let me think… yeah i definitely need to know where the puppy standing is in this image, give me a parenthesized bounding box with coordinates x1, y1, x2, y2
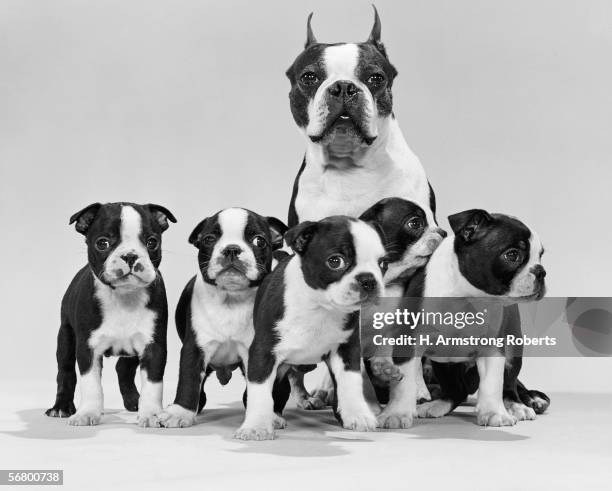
(234, 216, 387, 440)
(45, 202, 176, 426)
(379, 209, 547, 428)
(158, 208, 286, 428)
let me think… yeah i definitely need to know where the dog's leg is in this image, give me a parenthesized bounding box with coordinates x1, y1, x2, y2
(68, 348, 103, 426)
(517, 379, 550, 415)
(417, 361, 466, 418)
(115, 357, 140, 412)
(376, 357, 418, 429)
(46, 321, 77, 418)
(502, 356, 536, 421)
(326, 332, 377, 432)
(415, 359, 432, 402)
(137, 341, 166, 428)
(158, 341, 204, 428)
(234, 346, 280, 440)
(476, 356, 517, 427)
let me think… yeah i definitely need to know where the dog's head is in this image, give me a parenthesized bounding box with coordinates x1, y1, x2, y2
(286, 7, 397, 157)
(286, 216, 387, 312)
(361, 197, 447, 283)
(448, 209, 547, 300)
(189, 208, 287, 292)
(70, 202, 176, 291)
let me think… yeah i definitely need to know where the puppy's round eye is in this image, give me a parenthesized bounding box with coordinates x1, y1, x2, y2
(300, 71, 319, 85)
(504, 248, 521, 263)
(95, 237, 110, 251)
(252, 235, 267, 248)
(406, 217, 424, 230)
(379, 259, 388, 272)
(367, 73, 385, 86)
(326, 254, 347, 271)
(202, 235, 217, 245)
(146, 236, 159, 250)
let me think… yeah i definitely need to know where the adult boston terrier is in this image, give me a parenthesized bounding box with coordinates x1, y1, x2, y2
(45, 202, 176, 427)
(284, 6, 438, 408)
(378, 209, 548, 428)
(234, 216, 387, 440)
(158, 208, 286, 428)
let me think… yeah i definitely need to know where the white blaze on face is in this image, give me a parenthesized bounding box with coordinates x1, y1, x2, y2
(326, 220, 386, 309)
(207, 208, 259, 281)
(104, 205, 156, 287)
(306, 43, 377, 139)
(508, 227, 545, 298)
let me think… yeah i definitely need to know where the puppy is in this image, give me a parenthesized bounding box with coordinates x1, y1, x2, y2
(379, 209, 547, 428)
(45, 202, 176, 426)
(158, 208, 286, 428)
(234, 216, 387, 440)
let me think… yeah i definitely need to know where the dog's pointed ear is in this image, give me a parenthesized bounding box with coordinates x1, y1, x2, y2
(448, 209, 493, 243)
(305, 12, 317, 48)
(285, 221, 318, 255)
(359, 199, 385, 226)
(266, 217, 288, 250)
(145, 204, 177, 232)
(368, 5, 382, 44)
(69, 203, 102, 235)
(188, 217, 211, 249)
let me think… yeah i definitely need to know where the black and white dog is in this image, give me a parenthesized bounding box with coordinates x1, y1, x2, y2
(234, 216, 387, 440)
(379, 209, 548, 428)
(285, 7, 438, 408)
(45, 202, 176, 427)
(158, 208, 286, 428)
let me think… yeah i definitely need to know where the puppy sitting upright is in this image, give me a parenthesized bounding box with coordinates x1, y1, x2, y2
(158, 208, 286, 428)
(380, 209, 547, 428)
(234, 216, 387, 441)
(45, 202, 176, 426)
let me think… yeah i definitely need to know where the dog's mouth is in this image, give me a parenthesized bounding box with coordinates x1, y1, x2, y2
(108, 272, 150, 289)
(310, 111, 376, 146)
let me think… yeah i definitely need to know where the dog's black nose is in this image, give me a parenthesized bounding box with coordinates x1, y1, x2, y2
(121, 253, 138, 268)
(356, 273, 378, 292)
(328, 80, 360, 99)
(222, 245, 242, 259)
(531, 264, 547, 281)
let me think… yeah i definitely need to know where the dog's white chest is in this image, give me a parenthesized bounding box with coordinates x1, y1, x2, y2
(90, 285, 156, 357)
(190, 279, 255, 367)
(274, 307, 351, 365)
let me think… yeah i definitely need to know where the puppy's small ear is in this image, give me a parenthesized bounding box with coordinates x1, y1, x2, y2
(448, 209, 493, 243)
(285, 221, 317, 255)
(145, 204, 177, 232)
(266, 217, 288, 250)
(305, 12, 317, 48)
(359, 199, 385, 225)
(188, 218, 211, 249)
(69, 203, 102, 235)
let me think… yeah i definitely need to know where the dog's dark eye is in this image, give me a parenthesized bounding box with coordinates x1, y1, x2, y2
(146, 236, 159, 251)
(378, 258, 389, 273)
(503, 248, 521, 263)
(300, 71, 319, 85)
(406, 217, 424, 230)
(326, 254, 347, 271)
(95, 237, 111, 252)
(202, 234, 217, 245)
(367, 73, 385, 86)
(251, 235, 267, 248)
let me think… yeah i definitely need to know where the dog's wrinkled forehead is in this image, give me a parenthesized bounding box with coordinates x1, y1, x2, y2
(209, 208, 271, 241)
(307, 216, 357, 259)
(481, 214, 532, 253)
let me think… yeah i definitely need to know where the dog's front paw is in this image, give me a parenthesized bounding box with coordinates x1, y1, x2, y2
(504, 401, 536, 421)
(522, 390, 550, 415)
(158, 404, 196, 428)
(296, 395, 327, 410)
(369, 357, 403, 382)
(301, 389, 333, 410)
(137, 409, 162, 428)
(45, 401, 76, 418)
(68, 409, 102, 426)
(340, 409, 377, 432)
(477, 408, 517, 427)
(272, 414, 287, 430)
(417, 399, 453, 418)
(233, 424, 276, 441)
(376, 410, 414, 429)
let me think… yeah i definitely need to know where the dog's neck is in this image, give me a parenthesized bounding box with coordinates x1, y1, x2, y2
(423, 238, 488, 298)
(304, 116, 413, 172)
(198, 274, 257, 306)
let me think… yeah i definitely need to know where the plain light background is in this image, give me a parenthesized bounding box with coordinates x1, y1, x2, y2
(1, 0, 611, 400)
